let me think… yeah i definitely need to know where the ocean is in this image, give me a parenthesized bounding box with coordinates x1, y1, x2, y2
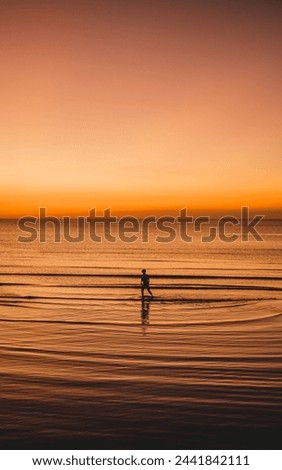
(0, 217, 281, 449)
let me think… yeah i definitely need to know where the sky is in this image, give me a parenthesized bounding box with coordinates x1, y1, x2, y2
(1, 0, 281, 217)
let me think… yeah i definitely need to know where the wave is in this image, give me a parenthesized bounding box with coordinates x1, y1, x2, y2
(1, 272, 282, 281)
(1, 344, 282, 365)
(0, 311, 281, 327)
(0, 295, 274, 303)
(1, 282, 282, 292)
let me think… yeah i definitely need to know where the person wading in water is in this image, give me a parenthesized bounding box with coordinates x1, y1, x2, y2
(141, 269, 153, 298)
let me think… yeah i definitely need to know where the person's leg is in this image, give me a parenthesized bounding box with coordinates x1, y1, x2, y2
(141, 287, 145, 297)
(147, 288, 153, 297)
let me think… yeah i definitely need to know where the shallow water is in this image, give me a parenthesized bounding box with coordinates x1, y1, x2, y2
(0, 219, 281, 449)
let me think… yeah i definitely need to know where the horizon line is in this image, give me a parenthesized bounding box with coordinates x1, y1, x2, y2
(0, 207, 281, 220)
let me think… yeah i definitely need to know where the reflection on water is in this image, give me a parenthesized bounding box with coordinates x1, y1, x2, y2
(141, 297, 151, 335)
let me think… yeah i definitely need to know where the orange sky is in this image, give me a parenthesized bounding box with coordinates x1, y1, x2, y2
(1, 0, 281, 217)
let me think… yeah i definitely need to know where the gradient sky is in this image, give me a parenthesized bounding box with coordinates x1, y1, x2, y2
(1, 0, 281, 216)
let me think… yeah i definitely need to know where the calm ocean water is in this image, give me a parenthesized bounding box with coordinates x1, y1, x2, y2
(0, 218, 281, 449)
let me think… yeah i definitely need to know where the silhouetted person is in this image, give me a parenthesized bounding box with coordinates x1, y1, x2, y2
(141, 269, 153, 298)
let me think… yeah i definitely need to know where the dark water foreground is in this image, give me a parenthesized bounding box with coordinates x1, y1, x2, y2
(0, 295, 281, 450)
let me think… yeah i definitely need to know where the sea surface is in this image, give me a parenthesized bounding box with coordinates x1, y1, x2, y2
(0, 218, 281, 449)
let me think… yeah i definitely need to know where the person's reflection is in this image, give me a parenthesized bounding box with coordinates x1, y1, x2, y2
(141, 297, 151, 335)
